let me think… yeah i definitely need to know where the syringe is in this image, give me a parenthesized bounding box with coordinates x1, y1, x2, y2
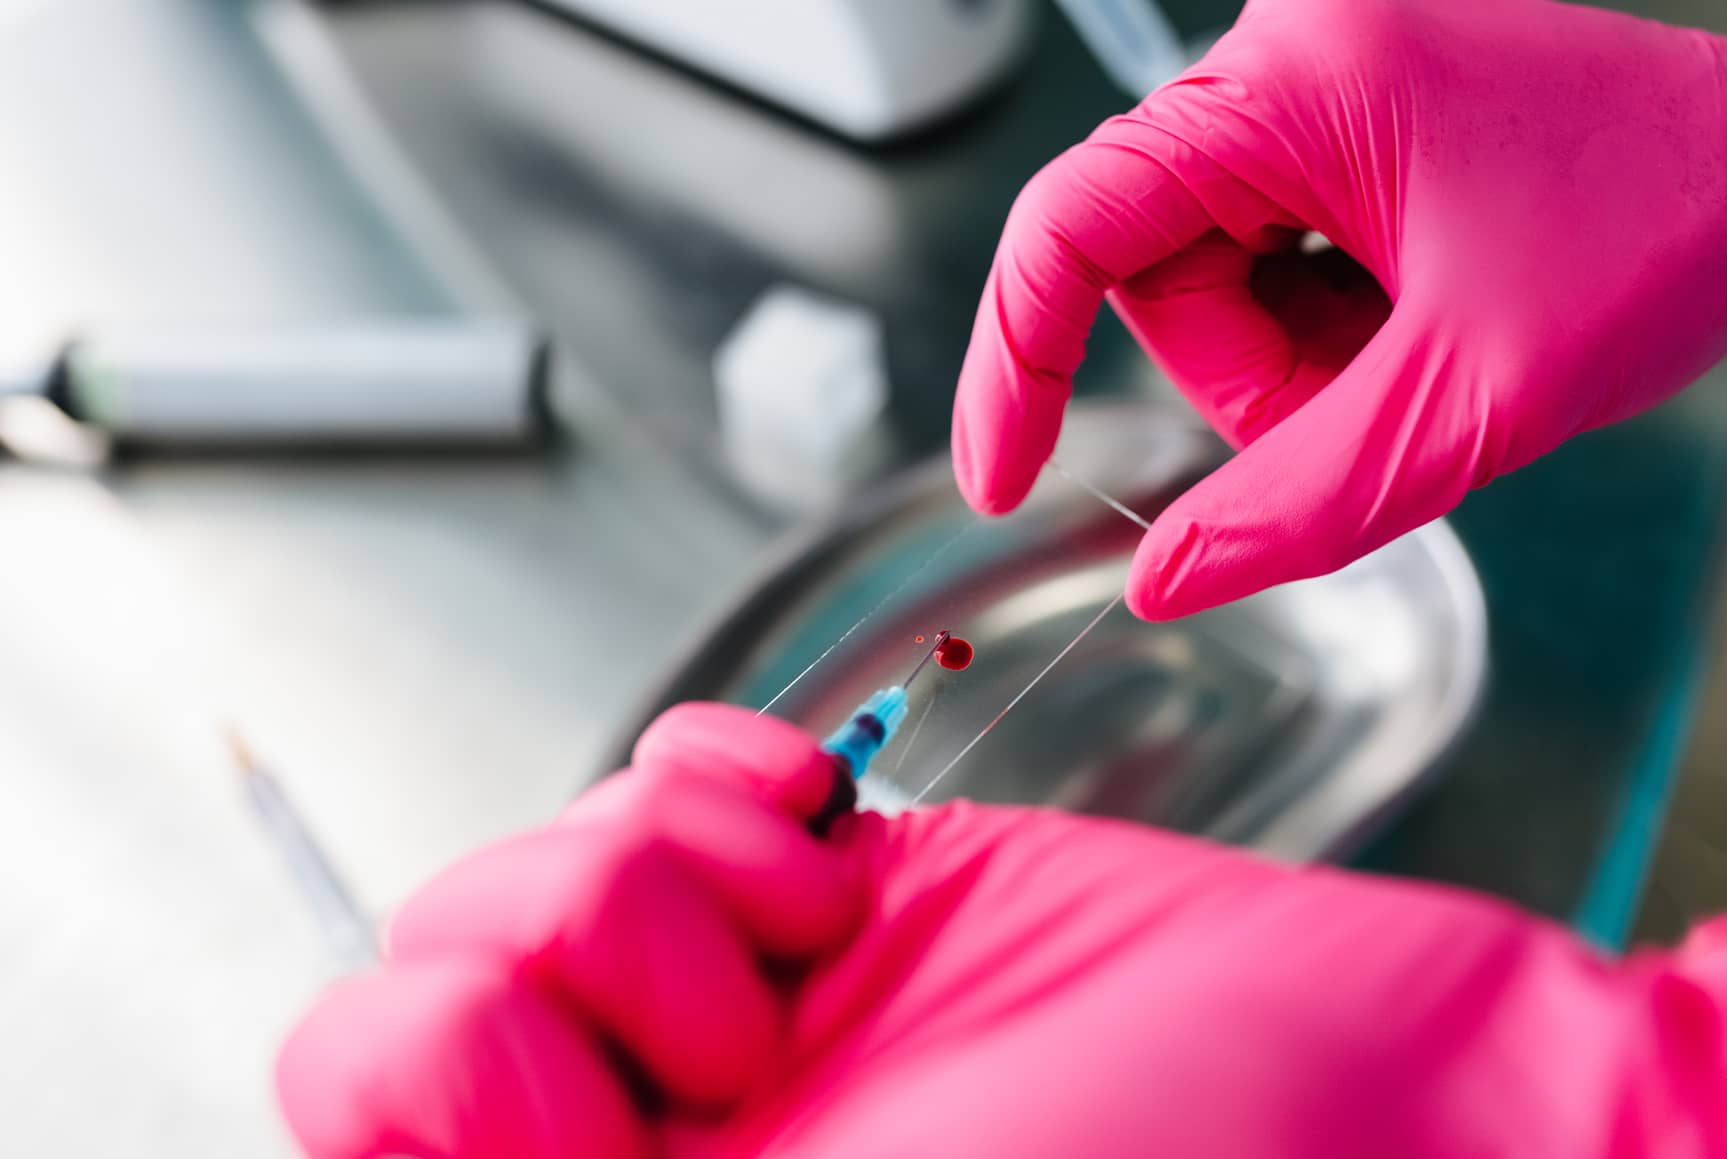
(810, 630, 949, 832)
(225, 730, 377, 972)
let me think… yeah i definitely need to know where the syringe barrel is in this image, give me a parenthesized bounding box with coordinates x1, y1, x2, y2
(821, 686, 910, 779)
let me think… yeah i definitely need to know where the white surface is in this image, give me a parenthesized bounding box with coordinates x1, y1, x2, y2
(715, 285, 888, 508)
(715, 286, 886, 461)
(0, 436, 767, 1153)
(0, 0, 459, 377)
(543, 0, 1035, 140)
(0, 473, 316, 1157)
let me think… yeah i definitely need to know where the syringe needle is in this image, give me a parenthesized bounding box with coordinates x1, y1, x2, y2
(811, 629, 958, 833)
(900, 630, 950, 691)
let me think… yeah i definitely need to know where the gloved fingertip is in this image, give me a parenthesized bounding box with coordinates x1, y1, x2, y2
(276, 977, 368, 1159)
(958, 477, 1029, 519)
(951, 314, 1067, 519)
(277, 961, 642, 1159)
(633, 702, 833, 819)
(628, 765, 867, 958)
(952, 462, 999, 517)
(951, 396, 1028, 517)
(1126, 513, 1218, 622)
(380, 827, 793, 1110)
(953, 421, 1052, 519)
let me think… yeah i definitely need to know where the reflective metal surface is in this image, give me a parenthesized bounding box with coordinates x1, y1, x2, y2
(332, 0, 1727, 935)
(614, 402, 1487, 860)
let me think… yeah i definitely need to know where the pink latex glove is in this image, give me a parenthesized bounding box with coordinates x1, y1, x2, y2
(280, 703, 1727, 1157)
(955, 0, 1727, 619)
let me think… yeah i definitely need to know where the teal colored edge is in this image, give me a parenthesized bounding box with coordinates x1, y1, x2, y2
(1571, 418, 1727, 952)
(1571, 641, 1709, 951)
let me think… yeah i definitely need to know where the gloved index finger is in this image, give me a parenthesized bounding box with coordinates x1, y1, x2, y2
(953, 111, 1219, 515)
(631, 701, 837, 821)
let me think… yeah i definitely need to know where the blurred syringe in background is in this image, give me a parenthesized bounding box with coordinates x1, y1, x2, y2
(225, 730, 378, 974)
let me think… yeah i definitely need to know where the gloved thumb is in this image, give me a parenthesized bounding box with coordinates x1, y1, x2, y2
(1127, 307, 1489, 620)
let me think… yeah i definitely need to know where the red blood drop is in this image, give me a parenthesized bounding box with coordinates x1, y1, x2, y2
(935, 636, 973, 670)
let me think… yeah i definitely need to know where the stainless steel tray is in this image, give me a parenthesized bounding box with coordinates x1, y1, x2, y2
(609, 402, 1487, 860)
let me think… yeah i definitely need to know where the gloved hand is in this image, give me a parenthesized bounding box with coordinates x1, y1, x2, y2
(280, 703, 1727, 1158)
(955, 0, 1727, 619)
